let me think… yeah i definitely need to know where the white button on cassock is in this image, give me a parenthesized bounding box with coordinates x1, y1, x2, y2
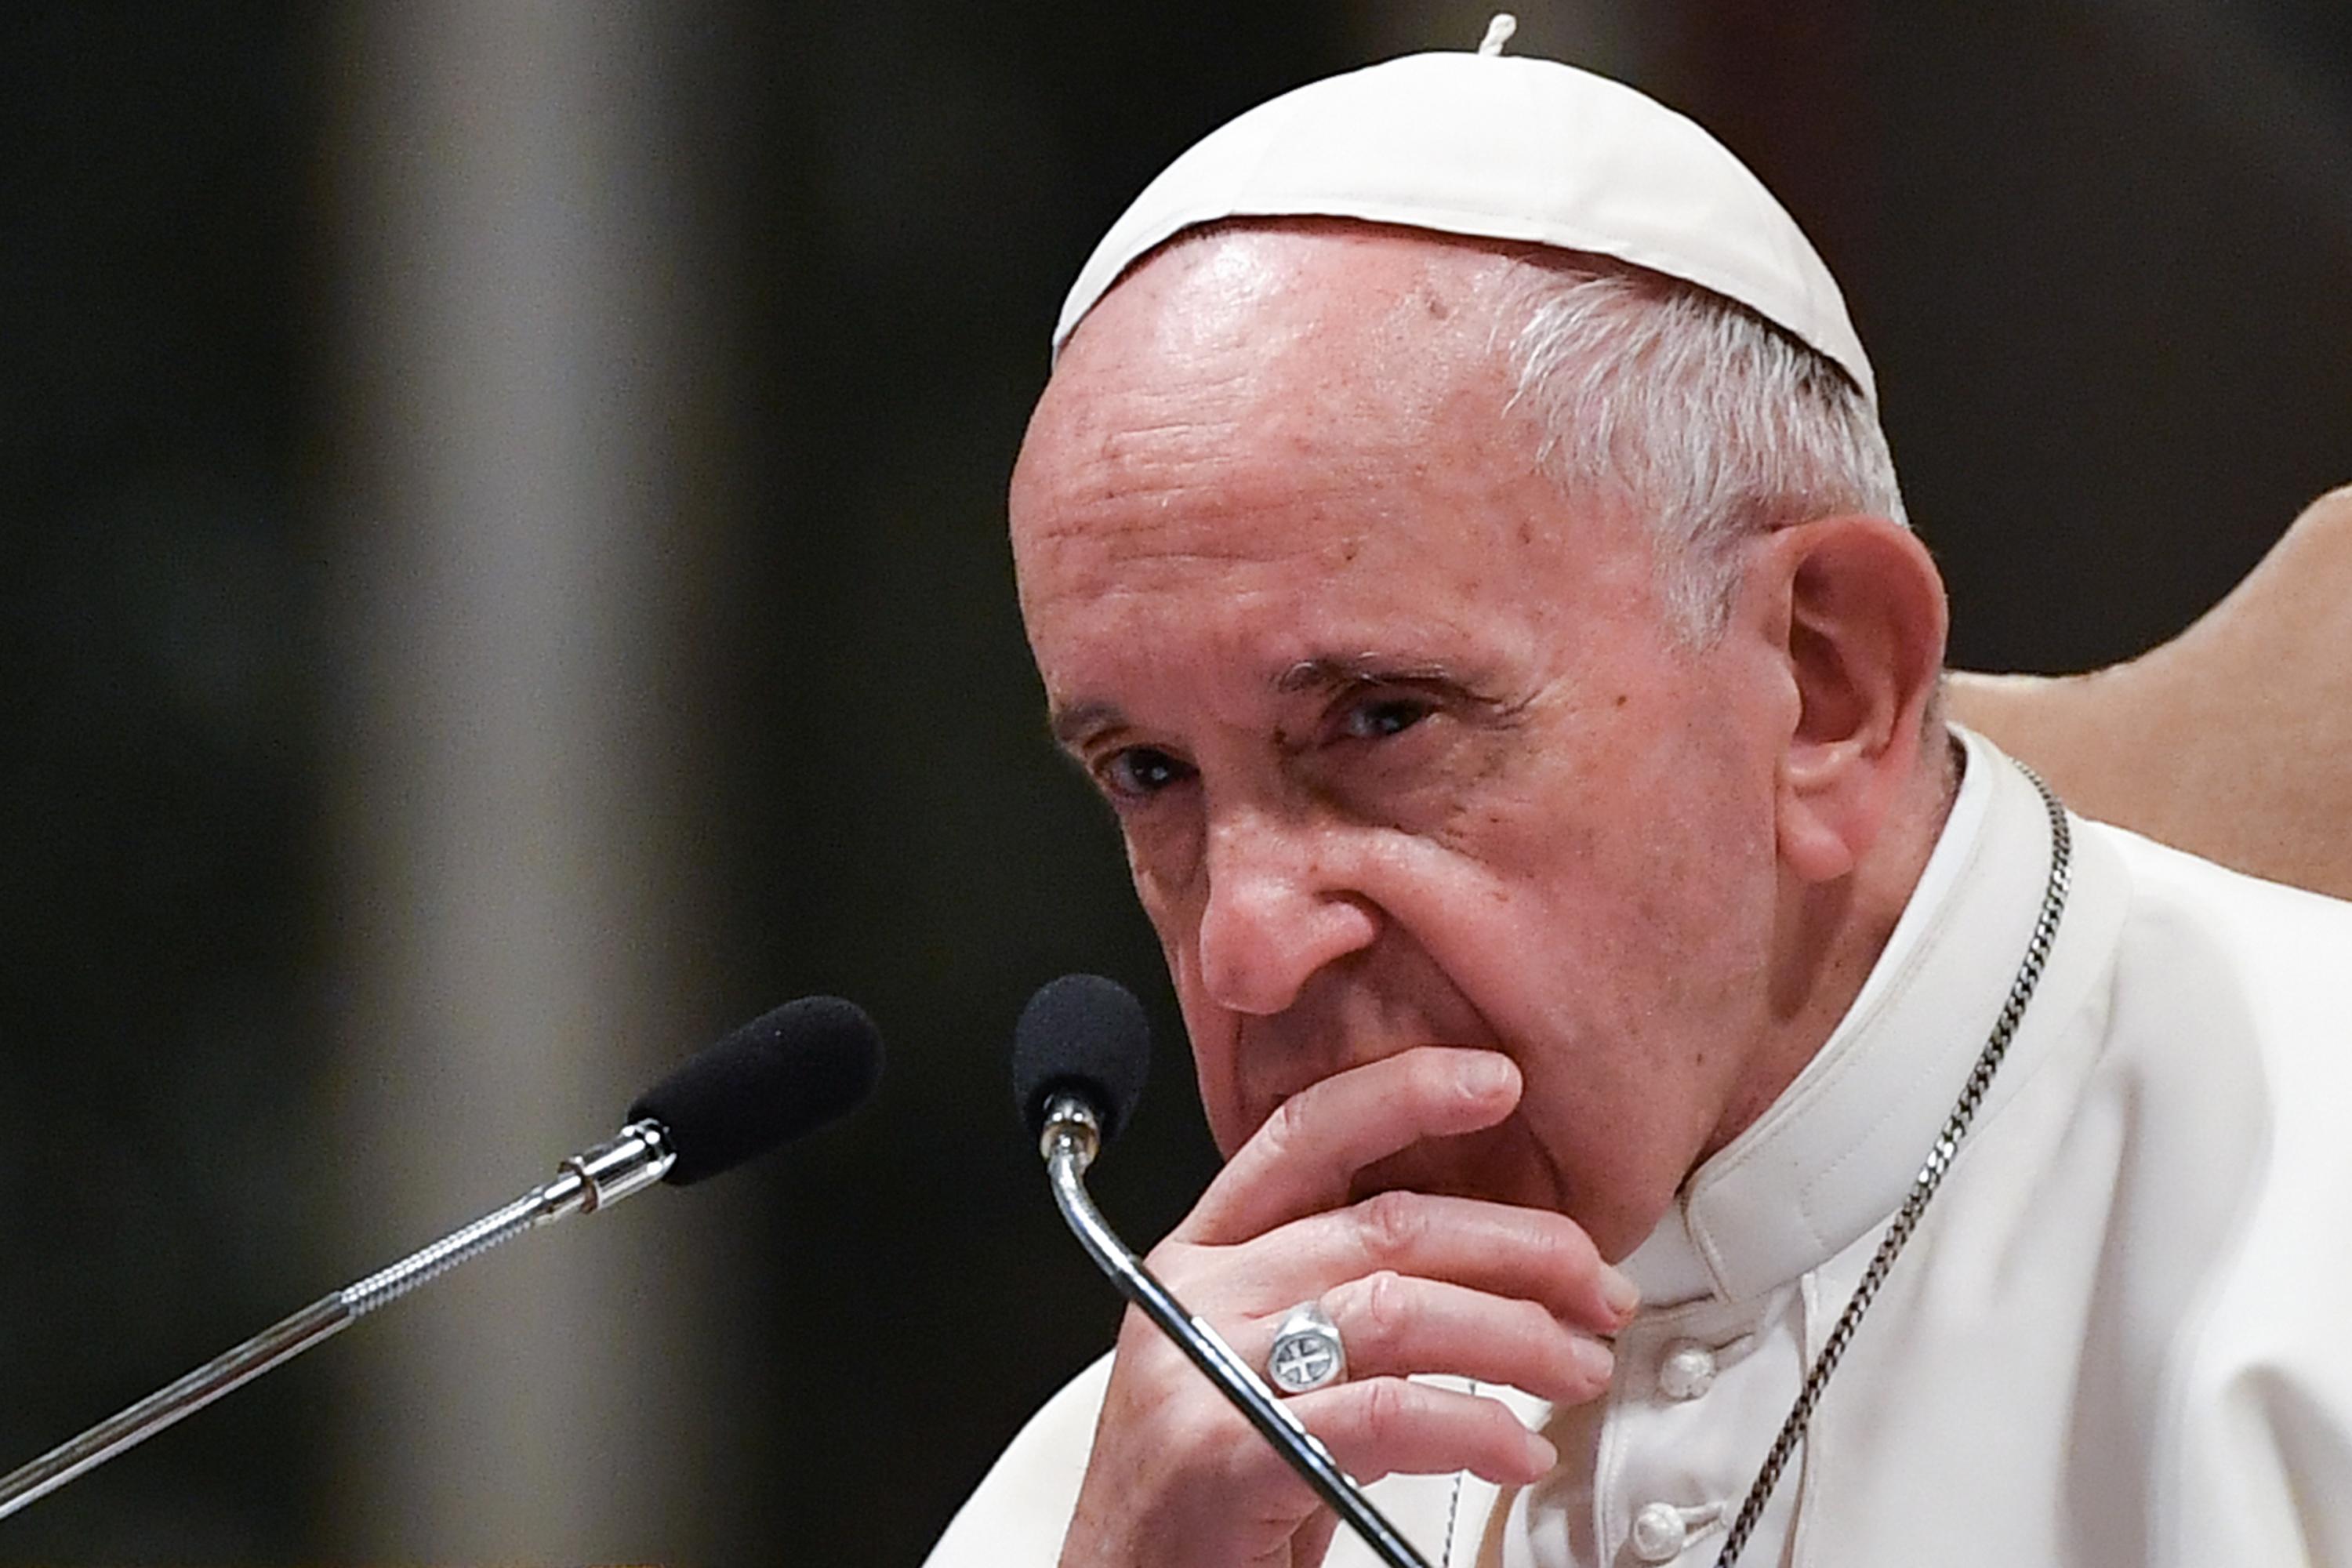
(1657, 1338, 1718, 1401)
(1631, 1501, 1690, 1562)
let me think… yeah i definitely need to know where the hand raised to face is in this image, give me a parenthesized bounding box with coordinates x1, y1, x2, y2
(1057, 1047, 1635, 1568)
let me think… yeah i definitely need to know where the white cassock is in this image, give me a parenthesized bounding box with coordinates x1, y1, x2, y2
(926, 726, 2352, 1567)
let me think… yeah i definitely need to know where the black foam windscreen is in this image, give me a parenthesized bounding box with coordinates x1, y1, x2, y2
(628, 996, 884, 1185)
(1012, 974, 1151, 1143)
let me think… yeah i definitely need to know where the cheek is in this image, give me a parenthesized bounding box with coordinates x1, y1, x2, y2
(1404, 724, 1777, 1040)
(1575, 742, 1778, 983)
(1120, 804, 1206, 905)
(1118, 822, 1260, 1152)
(1122, 816, 1206, 1000)
(1174, 990, 1257, 1156)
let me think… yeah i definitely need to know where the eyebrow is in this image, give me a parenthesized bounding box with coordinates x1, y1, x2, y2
(1274, 655, 1477, 695)
(1047, 655, 1490, 752)
(1048, 700, 1125, 751)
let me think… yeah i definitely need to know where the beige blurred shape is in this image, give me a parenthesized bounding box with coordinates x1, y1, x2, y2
(1948, 485, 2352, 901)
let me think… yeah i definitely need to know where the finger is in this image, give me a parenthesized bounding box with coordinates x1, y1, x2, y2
(1181, 1047, 1523, 1243)
(1205, 1189, 1635, 1333)
(1287, 1378, 1559, 1490)
(1286, 1271, 1615, 1408)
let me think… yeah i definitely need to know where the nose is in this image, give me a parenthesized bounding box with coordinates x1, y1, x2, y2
(1194, 806, 1380, 1015)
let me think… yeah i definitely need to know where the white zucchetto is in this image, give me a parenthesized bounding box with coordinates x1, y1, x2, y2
(1052, 35, 1875, 408)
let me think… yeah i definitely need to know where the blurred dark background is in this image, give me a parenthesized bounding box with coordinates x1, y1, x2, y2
(2, 1, 2344, 1561)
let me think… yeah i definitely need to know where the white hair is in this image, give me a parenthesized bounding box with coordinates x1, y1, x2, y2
(1496, 256, 1907, 639)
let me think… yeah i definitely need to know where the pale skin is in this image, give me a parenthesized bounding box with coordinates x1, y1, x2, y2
(1010, 223, 1955, 1568)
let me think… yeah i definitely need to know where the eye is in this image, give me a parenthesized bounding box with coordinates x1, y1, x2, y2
(1336, 694, 1435, 741)
(1098, 745, 1195, 800)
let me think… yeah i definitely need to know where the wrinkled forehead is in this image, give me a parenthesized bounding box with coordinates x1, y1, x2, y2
(1007, 227, 1653, 684)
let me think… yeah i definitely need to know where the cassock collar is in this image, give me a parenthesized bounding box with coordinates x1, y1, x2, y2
(1621, 726, 2059, 1306)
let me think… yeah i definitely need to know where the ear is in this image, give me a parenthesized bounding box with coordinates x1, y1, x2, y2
(1751, 516, 1948, 883)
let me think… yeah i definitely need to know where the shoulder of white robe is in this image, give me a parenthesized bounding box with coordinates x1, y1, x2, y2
(923, 1353, 1114, 1567)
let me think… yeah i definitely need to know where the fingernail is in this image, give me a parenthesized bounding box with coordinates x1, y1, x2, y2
(1523, 1429, 1559, 1474)
(1460, 1054, 1515, 1097)
(1573, 1335, 1617, 1385)
(1599, 1265, 1640, 1320)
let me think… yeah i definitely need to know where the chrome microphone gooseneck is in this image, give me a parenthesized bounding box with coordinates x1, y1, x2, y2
(1040, 1094, 1435, 1568)
(0, 1122, 677, 1523)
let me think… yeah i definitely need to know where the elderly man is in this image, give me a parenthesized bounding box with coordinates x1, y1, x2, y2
(928, 31, 2352, 1568)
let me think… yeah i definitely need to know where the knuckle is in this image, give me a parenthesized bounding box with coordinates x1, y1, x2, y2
(1471, 1397, 1526, 1457)
(1349, 1269, 1410, 1353)
(1138, 1240, 1208, 1297)
(1258, 1094, 1308, 1159)
(1356, 1188, 1425, 1260)
(1501, 1294, 1555, 1345)
(1515, 1207, 1592, 1265)
(1358, 1376, 1414, 1444)
(1522, 1214, 1606, 1306)
(1552, 1219, 1602, 1276)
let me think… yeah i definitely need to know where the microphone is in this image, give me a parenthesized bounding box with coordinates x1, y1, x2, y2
(1015, 975, 1433, 1568)
(0, 995, 884, 1523)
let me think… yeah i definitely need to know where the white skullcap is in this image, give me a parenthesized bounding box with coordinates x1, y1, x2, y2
(1053, 36, 1875, 408)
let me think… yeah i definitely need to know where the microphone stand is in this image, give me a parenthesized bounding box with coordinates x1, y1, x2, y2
(1039, 1094, 1435, 1568)
(0, 1122, 674, 1521)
